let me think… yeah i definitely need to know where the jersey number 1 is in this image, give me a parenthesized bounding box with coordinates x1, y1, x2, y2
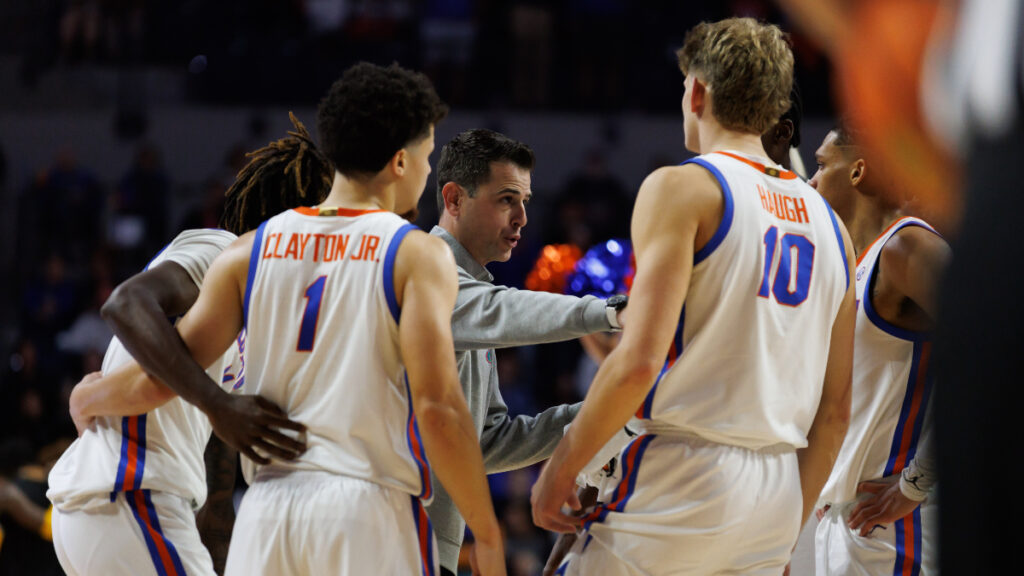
(297, 276, 327, 352)
(758, 226, 814, 306)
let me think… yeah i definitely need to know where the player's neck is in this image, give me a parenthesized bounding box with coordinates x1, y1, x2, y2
(850, 202, 903, 256)
(699, 126, 769, 161)
(320, 170, 395, 212)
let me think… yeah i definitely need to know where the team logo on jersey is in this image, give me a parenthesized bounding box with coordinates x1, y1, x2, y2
(485, 350, 494, 364)
(222, 331, 247, 390)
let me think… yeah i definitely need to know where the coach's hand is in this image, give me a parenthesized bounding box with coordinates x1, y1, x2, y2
(206, 394, 306, 465)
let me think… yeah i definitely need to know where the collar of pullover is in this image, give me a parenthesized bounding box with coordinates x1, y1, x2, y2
(430, 225, 494, 283)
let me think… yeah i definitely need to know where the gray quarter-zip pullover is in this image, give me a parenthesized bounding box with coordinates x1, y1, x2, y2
(426, 226, 613, 572)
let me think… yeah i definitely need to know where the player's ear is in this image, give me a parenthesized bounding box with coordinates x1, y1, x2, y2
(691, 77, 707, 116)
(390, 149, 408, 177)
(776, 119, 794, 145)
(441, 181, 464, 216)
(849, 158, 867, 188)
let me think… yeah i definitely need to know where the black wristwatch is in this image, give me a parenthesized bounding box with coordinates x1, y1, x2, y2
(605, 294, 628, 330)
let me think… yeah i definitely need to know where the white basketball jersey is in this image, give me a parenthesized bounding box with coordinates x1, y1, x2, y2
(241, 207, 432, 500)
(819, 217, 939, 505)
(635, 151, 849, 449)
(48, 229, 243, 512)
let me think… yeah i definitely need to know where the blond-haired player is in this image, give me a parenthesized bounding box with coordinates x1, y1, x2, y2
(533, 18, 855, 575)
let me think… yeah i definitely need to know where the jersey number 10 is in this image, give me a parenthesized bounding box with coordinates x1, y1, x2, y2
(758, 226, 815, 307)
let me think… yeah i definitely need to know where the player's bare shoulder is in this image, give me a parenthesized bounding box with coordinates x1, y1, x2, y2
(880, 224, 948, 272)
(205, 228, 264, 300)
(216, 229, 262, 270)
(877, 223, 949, 317)
(634, 163, 725, 244)
(399, 229, 455, 268)
(392, 229, 458, 302)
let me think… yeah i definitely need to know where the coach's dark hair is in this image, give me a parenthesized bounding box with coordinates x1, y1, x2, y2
(435, 129, 535, 213)
(220, 112, 332, 235)
(318, 62, 448, 178)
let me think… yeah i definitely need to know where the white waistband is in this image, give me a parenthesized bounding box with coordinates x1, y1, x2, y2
(634, 423, 797, 455)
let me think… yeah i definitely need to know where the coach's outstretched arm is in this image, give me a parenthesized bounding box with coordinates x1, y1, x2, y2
(797, 216, 855, 529)
(396, 231, 506, 576)
(450, 276, 613, 351)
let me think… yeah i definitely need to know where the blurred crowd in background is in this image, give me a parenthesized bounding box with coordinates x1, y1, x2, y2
(0, 1, 839, 574)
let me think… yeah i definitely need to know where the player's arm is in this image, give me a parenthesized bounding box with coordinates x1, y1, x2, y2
(195, 435, 237, 574)
(478, 379, 580, 473)
(879, 225, 951, 320)
(796, 217, 855, 529)
(69, 260, 207, 429)
(101, 259, 201, 391)
(169, 234, 306, 464)
(68, 366, 174, 434)
(847, 401, 936, 535)
(532, 165, 714, 533)
(395, 231, 505, 576)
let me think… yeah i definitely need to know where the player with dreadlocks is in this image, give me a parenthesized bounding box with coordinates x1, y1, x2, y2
(46, 113, 331, 576)
(220, 112, 333, 235)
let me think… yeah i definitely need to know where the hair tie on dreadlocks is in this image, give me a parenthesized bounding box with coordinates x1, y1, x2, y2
(220, 112, 334, 235)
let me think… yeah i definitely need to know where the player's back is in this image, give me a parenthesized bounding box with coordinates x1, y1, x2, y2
(242, 207, 431, 499)
(819, 217, 938, 505)
(48, 229, 242, 512)
(638, 151, 849, 449)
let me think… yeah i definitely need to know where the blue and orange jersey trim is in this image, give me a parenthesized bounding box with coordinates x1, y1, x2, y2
(861, 219, 940, 341)
(636, 307, 685, 419)
(856, 219, 909, 267)
(125, 490, 187, 576)
(111, 414, 147, 498)
(884, 341, 933, 477)
(892, 506, 924, 576)
(293, 206, 386, 217)
(713, 151, 799, 180)
(410, 496, 437, 576)
(403, 374, 433, 501)
(682, 158, 735, 265)
(880, 340, 932, 576)
(243, 220, 268, 331)
(582, 434, 656, 530)
(383, 224, 417, 323)
(819, 194, 850, 289)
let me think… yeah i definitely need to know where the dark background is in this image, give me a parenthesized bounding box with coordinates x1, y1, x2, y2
(0, 2, 837, 574)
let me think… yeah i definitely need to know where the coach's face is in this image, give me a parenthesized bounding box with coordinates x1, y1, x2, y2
(459, 161, 532, 266)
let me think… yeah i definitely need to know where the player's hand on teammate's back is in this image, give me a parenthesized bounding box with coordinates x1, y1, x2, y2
(206, 394, 307, 465)
(848, 474, 920, 536)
